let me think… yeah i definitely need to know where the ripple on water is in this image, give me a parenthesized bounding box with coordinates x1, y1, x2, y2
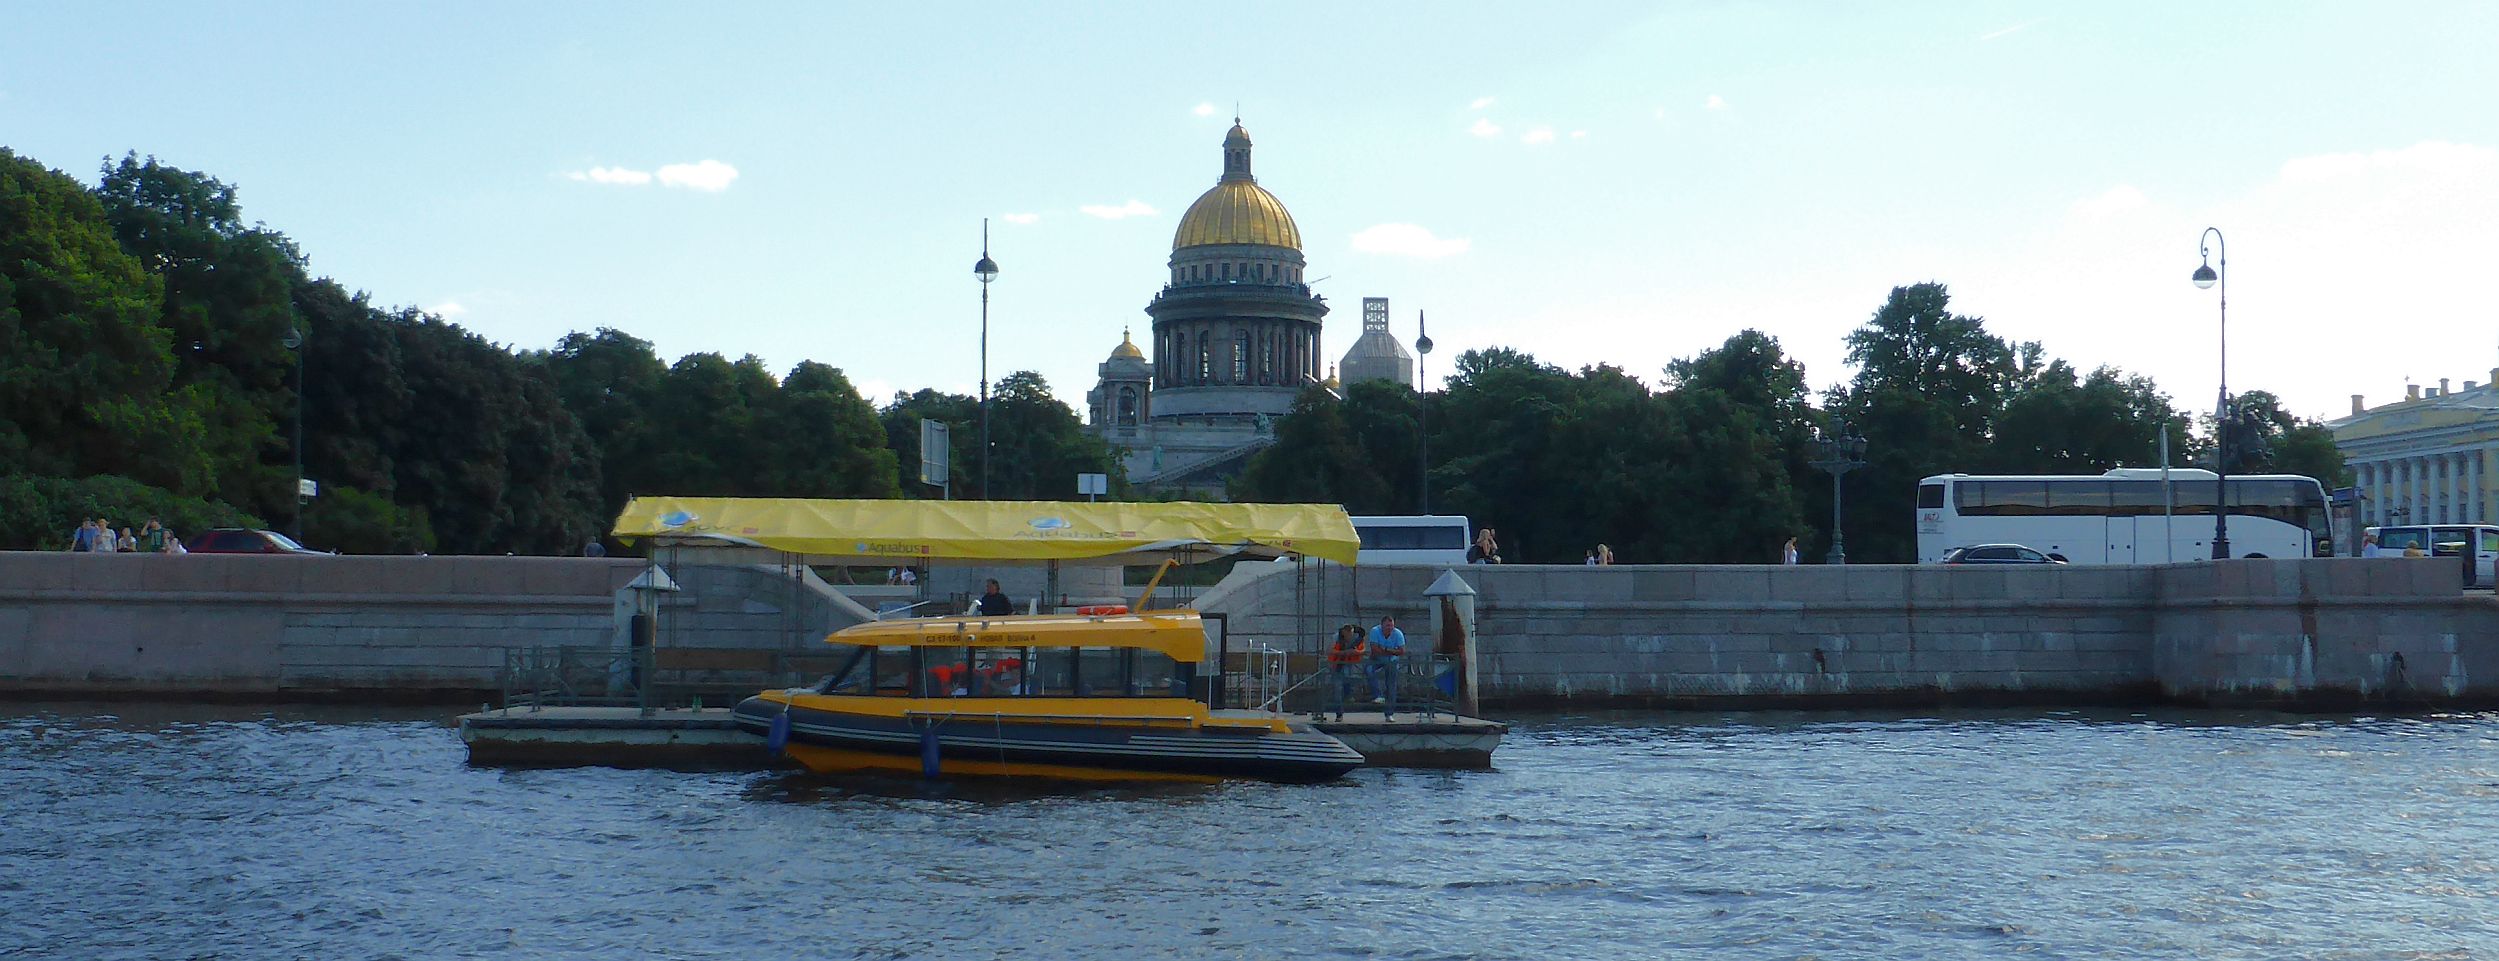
(2, 705, 2497, 959)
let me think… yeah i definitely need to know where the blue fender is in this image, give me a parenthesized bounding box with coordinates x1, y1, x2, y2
(766, 711, 792, 755)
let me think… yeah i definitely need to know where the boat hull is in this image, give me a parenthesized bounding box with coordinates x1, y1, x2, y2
(734, 696, 1364, 784)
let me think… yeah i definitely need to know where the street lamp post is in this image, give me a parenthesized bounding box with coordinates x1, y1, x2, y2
(282, 324, 306, 541)
(974, 220, 998, 500)
(1810, 426, 1868, 564)
(2192, 227, 2230, 560)
(1415, 310, 1433, 515)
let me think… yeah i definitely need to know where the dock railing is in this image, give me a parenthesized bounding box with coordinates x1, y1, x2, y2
(1268, 650, 1457, 719)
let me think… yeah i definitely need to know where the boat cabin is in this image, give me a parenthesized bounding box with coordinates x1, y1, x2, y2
(806, 610, 1206, 701)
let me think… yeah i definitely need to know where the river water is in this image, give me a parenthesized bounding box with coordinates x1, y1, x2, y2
(2, 704, 2493, 960)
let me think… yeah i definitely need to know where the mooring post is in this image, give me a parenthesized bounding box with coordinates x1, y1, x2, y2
(1424, 569, 1480, 718)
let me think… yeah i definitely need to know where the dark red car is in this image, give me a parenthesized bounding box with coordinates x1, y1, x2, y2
(186, 528, 327, 555)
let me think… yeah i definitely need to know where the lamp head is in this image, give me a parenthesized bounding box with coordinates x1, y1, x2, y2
(281, 327, 303, 350)
(974, 255, 999, 284)
(2191, 260, 2218, 290)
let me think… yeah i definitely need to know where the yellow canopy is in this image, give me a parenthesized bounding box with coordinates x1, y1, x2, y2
(612, 497, 1359, 566)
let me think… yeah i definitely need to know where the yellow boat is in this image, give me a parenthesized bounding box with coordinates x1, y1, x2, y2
(734, 607, 1365, 784)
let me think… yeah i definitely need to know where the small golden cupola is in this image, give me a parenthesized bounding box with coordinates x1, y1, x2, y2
(1172, 119, 1302, 251)
(1109, 327, 1146, 361)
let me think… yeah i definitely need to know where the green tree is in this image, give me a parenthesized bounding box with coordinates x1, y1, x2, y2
(537, 328, 668, 513)
(95, 153, 307, 520)
(982, 371, 1124, 500)
(880, 389, 979, 498)
(2222, 390, 2348, 486)
(0, 148, 212, 493)
(1828, 283, 2020, 562)
(1992, 363, 2189, 475)
(1233, 386, 1396, 510)
(764, 360, 900, 498)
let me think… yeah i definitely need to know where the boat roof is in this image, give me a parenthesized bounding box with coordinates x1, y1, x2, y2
(612, 497, 1359, 566)
(826, 610, 1208, 663)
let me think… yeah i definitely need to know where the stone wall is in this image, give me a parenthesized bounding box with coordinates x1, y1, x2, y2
(0, 552, 644, 698)
(1197, 557, 2499, 710)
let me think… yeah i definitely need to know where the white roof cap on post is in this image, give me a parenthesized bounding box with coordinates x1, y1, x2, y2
(1424, 569, 1477, 597)
(625, 566, 681, 593)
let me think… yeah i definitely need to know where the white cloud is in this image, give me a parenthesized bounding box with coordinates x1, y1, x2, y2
(1350, 223, 1472, 259)
(1978, 20, 2037, 42)
(1468, 118, 1503, 138)
(567, 166, 653, 186)
(1704, 94, 1728, 111)
(1522, 127, 1556, 145)
(2276, 140, 2498, 185)
(1001, 212, 1040, 225)
(428, 301, 468, 319)
(1079, 199, 1157, 220)
(1653, 106, 1666, 121)
(656, 159, 739, 192)
(1469, 96, 1496, 110)
(1193, 102, 1216, 117)
(1570, 130, 1589, 140)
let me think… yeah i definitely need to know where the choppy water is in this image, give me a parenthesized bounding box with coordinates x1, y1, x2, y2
(2, 703, 2495, 960)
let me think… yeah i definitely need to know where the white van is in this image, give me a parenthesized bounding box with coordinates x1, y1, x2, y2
(2367, 524, 2499, 587)
(1348, 515, 1472, 566)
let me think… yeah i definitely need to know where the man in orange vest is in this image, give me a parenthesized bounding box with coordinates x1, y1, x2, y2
(1321, 624, 1366, 721)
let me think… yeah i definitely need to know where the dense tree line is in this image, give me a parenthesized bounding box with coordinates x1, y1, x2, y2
(1233, 282, 2347, 563)
(2, 148, 2343, 561)
(0, 149, 1116, 553)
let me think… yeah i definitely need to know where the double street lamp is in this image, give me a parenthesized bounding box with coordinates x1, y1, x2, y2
(974, 219, 998, 500)
(2191, 227, 2230, 560)
(1810, 425, 1868, 565)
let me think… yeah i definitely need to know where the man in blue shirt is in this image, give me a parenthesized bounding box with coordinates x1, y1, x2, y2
(1365, 615, 1407, 720)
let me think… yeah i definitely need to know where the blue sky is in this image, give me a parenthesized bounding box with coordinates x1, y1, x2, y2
(7, 2, 2496, 421)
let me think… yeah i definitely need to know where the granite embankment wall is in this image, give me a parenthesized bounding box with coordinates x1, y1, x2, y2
(1195, 558, 2499, 710)
(0, 552, 646, 699)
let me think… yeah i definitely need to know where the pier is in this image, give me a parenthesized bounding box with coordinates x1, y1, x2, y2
(457, 705, 1504, 771)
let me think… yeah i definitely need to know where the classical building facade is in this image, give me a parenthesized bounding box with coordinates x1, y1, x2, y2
(1086, 121, 1330, 495)
(2329, 370, 2499, 526)
(1338, 297, 1414, 389)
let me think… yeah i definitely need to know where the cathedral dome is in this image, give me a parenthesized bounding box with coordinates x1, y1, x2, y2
(1172, 122, 1302, 251)
(1108, 328, 1145, 361)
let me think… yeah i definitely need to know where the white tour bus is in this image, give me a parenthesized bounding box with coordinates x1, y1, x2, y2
(1348, 515, 1473, 566)
(1915, 468, 2332, 564)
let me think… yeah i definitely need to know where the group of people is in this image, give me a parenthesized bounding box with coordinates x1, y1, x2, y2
(1467, 528, 1503, 564)
(2357, 532, 2428, 558)
(66, 518, 184, 554)
(1582, 544, 1615, 565)
(884, 566, 920, 586)
(1320, 614, 1411, 721)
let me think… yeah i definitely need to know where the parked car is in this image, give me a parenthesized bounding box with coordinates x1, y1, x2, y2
(186, 528, 327, 555)
(1939, 543, 2066, 565)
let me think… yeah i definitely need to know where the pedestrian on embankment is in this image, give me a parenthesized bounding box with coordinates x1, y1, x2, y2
(1322, 624, 1366, 722)
(1366, 615, 1407, 721)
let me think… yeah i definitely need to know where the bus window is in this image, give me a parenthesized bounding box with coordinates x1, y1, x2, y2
(2045, 480, 2113, 515)
(1958, 480, 2049, 516)
(1917, 484, 1945, 509)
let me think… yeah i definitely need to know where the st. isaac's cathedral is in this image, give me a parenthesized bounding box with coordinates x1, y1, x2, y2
(1084, 120, 1412, 496)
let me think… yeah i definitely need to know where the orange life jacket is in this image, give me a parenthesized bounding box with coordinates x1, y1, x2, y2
(1326, 640, 1367, 665)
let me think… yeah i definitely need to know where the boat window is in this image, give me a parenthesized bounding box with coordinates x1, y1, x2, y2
(1030, 647, 1078, 696)
(967, 647, 1032, 696)
(1074, 647, 1127, 696)
(1134, 650, 1184, 697)
(924, 647, 976, 697)
(871, 646, 915, 695)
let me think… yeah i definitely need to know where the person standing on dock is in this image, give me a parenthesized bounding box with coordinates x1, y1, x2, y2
(1782, 537, 1800, 565)
(1322, 624, 1367, 721)
(1366, 615, 1407, 720)
(977, 579, 1014, 616)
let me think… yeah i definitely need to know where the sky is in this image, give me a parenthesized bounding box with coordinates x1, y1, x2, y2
(6, 2, 2497, 423)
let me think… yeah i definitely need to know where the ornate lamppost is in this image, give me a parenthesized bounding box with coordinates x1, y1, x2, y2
(1811, 425, 1868, 564)
(282, 324, 307, 540)
(1415, 310, 1433, 514)
(2191, 227, 2229, 559)
(974, 220, 998, 499)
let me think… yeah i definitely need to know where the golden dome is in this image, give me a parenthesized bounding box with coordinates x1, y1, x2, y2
(1172, 121, 1302, 251)
(1110, 327, 1145, 360)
